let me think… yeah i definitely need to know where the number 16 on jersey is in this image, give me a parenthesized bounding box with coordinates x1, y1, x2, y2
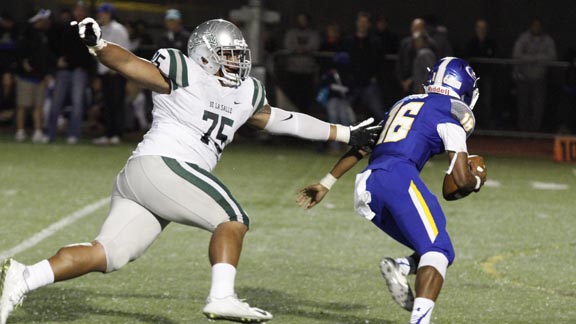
(378, 101, 424, 144)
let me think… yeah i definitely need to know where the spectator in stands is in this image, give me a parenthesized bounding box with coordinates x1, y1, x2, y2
(319, 23, 343, 53)
(317, 52, 356, 154)
(0, 12, 18, 75)
(410, 33, 436, 94)
(157, 9, 189, 54)
(374, 16, 399, 55)
(93, 3, 130, 145)
(126, 20, 154, 131)
(396, 18, 437, 95)
(424, 14, 452, 59)
(0, 71, 15, 124)
(318, 23, 344, 73)
(14, 9, 55, 143)
(47, 1, 96, 144)
(282, 12, 320, 114)
(128, 20, 155, 59)
(466, 19, 497, 128)
(0, 12, 18, 120)
(559, 49, 576, 133)
(512, 18, 556, 132)
(343, 11, 385, 119)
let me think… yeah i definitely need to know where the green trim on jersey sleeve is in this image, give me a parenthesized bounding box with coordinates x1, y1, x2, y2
(251, 79, 267, 114)
(166, 49, 190, 90)
(177, 51, 189, 87)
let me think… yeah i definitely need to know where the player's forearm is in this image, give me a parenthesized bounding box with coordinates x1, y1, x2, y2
(319, 147, 366, 190)
(96, 42, 134, 72)
(330, 156, 358, 179)
(263, 107, 350, 142)
(94, 43, 169, 94)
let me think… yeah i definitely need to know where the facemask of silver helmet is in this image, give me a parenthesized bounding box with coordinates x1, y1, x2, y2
(188, 19, 251, 87)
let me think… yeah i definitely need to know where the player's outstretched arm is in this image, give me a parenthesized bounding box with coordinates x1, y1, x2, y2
(74, 18, 169, 94)
(248, 105, 382, 147)
(297, 147, 369, 209)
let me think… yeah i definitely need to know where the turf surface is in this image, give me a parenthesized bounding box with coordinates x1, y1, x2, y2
(0, 137, 575, 323)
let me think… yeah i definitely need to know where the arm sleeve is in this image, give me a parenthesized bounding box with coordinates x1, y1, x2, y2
(437, 122, 467, 153)
(264, 107, 331, 141)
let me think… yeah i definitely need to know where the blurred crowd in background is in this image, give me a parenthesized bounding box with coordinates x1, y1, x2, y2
(0, 1, 574, 148)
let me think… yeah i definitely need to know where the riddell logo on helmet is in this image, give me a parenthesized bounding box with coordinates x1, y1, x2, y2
(426, 86, 450, 95)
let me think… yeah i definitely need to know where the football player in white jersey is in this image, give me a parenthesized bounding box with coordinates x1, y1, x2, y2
(0, 18, 381, 324)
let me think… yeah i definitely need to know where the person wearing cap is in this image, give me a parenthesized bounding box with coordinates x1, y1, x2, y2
(93, 2, 130, 145)
(47, 1, 96, 144)
(157, 9, 190, 53)
(13, 9, 55, 143)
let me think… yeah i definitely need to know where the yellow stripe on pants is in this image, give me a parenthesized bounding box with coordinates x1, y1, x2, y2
(409, 180, 438, 241)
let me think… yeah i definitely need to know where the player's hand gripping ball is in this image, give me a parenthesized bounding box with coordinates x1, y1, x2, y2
(443, 154, 487, 200)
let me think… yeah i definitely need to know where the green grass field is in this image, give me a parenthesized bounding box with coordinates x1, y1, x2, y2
(1, 137, 575, 324)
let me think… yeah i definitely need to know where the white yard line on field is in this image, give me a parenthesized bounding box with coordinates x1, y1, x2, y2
(483, 179, 501, 188)
(0, 197, 109, 260)
(530, 181, 569, 190)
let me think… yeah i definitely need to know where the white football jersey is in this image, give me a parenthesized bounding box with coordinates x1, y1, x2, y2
(131, 48, 267, 171)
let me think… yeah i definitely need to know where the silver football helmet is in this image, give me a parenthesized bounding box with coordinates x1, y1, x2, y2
(188, 19, 251, 87)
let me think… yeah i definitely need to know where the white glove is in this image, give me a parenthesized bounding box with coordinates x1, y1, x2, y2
(71, 18, 107, 56)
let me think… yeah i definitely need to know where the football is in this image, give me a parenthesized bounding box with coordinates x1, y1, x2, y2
(443, 155, 486, 201)
(468, 155, 486, 174)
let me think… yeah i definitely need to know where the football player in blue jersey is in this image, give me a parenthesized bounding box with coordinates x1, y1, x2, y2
(297, 57, 487, 324)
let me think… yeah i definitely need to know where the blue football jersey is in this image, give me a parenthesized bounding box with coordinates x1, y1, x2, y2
(370, 93, 475, 171)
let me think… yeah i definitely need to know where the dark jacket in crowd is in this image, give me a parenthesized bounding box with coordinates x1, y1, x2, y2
(342, 34, 384, 87)
(396, 34, 438, 82)
(466, 35, 497, 77)
(50, 21, 96, 72)
(15, 23, 56, 80)
(157, 29, 190, 53)
(0, 20, 19, 73)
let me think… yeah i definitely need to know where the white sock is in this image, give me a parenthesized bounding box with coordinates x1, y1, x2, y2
(395, 257, 411, 276)
(24, 260, 55, 291)
(410, 297, 435, 324)
(209, 263, 236, 299)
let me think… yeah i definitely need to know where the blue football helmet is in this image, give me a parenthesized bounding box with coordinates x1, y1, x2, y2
(424, 57, 479, 109)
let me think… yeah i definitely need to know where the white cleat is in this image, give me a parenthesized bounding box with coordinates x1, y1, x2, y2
(379, 257, 414, 311)
(0, 259, 29, 324)
(203, 294, 273, 323)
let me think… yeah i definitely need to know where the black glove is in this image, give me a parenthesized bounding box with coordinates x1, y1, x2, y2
(348, 118, 383, 147)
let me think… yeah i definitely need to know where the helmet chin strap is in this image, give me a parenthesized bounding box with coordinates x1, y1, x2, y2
(216, 66, 241, 87)
(469, 88, 480, 110)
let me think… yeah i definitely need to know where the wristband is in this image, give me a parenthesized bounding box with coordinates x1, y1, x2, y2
(334, 125, 350, 143)
(474, 175, 482, 191)
(319, 173, 338, 190)
(88, 39, 108, 56)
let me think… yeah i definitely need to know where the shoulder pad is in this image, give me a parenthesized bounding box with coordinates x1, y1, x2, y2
(250, 78, 267, 114)
(450, 98, 475, 136)
(151, 48, 192, 90)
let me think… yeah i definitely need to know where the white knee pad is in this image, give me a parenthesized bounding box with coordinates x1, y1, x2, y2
(418, 251, 449, 279)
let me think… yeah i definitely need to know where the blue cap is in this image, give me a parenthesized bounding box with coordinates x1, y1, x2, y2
(97, 3, 115, 14)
